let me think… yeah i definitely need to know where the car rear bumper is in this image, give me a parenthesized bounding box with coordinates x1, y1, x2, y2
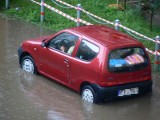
(91, 80, 152, 102)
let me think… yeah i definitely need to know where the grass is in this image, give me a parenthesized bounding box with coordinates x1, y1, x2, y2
(0, 0, 160, 64)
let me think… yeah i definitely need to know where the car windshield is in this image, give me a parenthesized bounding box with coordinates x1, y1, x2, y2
(108, 47, 148, 72)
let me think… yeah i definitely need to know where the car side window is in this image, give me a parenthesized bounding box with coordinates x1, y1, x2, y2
(76, 39, 99, 61)
(48, 32, 79, 54)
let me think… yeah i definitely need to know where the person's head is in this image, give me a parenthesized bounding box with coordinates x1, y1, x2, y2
(59, 39, 68, 52)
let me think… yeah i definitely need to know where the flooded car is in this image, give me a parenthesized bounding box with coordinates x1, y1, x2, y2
(18, 25, 152, 103)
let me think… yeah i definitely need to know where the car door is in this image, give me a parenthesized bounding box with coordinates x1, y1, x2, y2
(38, 32, 79, 84)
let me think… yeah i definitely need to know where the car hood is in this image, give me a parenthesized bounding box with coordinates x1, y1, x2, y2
(22, 35, 53, 46)
(28, 35, 51, 42)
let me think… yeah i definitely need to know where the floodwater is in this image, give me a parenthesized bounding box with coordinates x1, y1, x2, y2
(0, 16, 160, 120)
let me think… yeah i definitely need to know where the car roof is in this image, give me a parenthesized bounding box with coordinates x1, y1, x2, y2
(68, 25, 141, 46)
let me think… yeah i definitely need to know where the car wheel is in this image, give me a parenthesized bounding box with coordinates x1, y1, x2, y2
(81, 85, 97, 103)
(21, 56, 37, 74)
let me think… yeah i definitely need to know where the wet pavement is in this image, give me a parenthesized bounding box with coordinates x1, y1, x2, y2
(0, 16, 160, 120)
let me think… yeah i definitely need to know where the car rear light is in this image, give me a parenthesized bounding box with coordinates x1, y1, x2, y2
(143, 76, 151, 81)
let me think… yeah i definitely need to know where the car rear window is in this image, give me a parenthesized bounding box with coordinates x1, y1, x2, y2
(108, 47, 148, 72)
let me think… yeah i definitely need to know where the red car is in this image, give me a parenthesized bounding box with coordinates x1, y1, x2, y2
(18, 25, 152, 103)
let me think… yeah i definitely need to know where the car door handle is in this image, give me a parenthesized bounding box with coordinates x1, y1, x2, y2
(64, 59, 69, 63)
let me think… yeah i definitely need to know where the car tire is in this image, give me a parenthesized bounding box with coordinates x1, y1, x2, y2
(21, 55, 37, 74)
(81, 85, 98, 103)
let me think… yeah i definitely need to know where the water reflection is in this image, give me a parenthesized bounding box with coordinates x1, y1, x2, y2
(19, 71, 85, 120)
(47, 110, 71, 120)
(19, 70, 154, 120)
(19, 70, 37, 91)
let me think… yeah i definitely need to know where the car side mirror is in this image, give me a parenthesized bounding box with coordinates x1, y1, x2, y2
(41, 41, 49, 47)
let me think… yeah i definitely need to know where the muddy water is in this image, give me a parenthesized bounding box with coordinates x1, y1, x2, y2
(0, 16, 160, 120)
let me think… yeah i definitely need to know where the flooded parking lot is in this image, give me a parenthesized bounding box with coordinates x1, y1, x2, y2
(0, 16, 160, 120)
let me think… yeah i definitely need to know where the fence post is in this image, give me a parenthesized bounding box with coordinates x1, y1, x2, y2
(5, 0, 10, 9)
(114, 19, 120, 30)
(155, 36, 160, 65)
(41, 0, 45, 23)
(77, 4, 81, 26)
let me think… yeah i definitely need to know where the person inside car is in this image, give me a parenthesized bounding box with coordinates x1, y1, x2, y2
(67, 40, 77, 55)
